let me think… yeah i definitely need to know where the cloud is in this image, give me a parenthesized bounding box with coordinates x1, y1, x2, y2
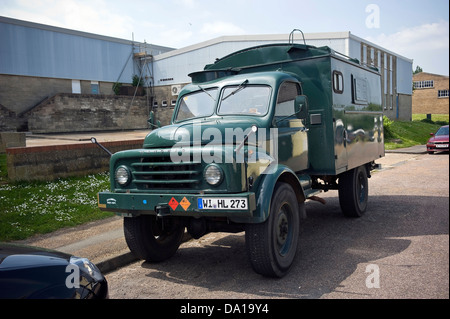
(365, 20, 449, 75)
(200, 21, 246, 37)
(176, 0, 196, 7)
(3, 0, 134, 39)
(365, 20, 449, 57)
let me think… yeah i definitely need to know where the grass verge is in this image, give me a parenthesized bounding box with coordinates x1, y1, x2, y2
(384, 114, 449, 150)
(0, 159, 114, 241)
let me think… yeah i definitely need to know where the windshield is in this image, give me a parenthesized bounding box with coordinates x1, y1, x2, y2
(435, 126, 449, 136)
(175, 88, 218, 122)
(218, 85, 271, 116)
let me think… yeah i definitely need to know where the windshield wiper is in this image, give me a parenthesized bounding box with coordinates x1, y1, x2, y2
(222, 79, 248, 101)
(198, 85, 216, 101)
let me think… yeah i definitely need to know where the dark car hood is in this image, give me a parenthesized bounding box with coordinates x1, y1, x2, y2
(0, 243, 71, 269)
(0, 243, 108, 299)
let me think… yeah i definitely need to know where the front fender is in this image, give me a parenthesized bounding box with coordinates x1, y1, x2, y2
(230, 164, 304, 224)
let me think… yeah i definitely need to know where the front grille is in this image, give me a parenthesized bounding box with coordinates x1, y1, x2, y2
(131, 154, 202, 190)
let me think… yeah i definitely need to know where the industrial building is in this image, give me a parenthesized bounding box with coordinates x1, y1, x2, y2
(0, 16, 413, 133)
(412, 72, 449, 115)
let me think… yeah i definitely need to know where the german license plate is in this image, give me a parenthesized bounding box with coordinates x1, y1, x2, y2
(436, 144, 448, 148)
(198, 198, 247, 210)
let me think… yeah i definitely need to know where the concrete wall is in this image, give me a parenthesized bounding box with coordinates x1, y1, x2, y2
(0, 132, 26, 153)
(6, 139, 143, 181)
(0, 103, 26, 131)
(0, 74, 176, 132)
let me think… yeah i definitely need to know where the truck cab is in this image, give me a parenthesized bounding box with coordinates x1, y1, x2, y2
(98, 39, 384, 277)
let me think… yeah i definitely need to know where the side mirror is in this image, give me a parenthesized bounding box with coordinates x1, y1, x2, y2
(295, 95, 308, 119)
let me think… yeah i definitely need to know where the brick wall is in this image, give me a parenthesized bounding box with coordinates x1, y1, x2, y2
(412, 72, 449, 114)
(6, 139, 144, 181)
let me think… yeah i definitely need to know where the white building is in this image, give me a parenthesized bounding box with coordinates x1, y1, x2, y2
(151, 31, 413, 121)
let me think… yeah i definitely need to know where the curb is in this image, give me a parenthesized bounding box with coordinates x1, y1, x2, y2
(96, 252, 138, 274)
(385, 145, 427, 154)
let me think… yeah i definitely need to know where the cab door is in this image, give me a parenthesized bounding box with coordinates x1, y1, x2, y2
(274, 81, 309, 173)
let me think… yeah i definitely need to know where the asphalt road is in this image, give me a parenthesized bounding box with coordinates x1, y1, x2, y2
(106, 152, 449, 300)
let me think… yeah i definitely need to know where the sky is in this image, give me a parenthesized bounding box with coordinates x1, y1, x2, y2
(1, 0, 449, 75)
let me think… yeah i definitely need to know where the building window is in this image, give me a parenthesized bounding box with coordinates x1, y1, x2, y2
(161, 100, 168, 107)
(362, 45, 367, 65)
(72, 80, 81, 94)
(153, 101, 158, 108)
(413, 80, 434, 89)
(370, 47, 375, 66)
(438, 90, 449, 98)
(171, 100, 177, 107)
(91, 81, 99, 94)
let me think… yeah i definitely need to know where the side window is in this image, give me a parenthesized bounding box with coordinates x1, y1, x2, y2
(333, 71, 344, 94)
(275, 82, 301, 117)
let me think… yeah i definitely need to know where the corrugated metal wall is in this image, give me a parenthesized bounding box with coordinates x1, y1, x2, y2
(0, 17, 172, 83)
(0, 20, 132, 82)
(153, 37, 350, 87)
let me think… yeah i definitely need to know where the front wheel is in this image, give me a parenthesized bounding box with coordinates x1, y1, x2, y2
(338, 165, 369, 217)
(124, 215, 185, 262)
(245, 182, 301, 278)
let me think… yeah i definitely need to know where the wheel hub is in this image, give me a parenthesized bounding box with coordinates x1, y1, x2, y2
(277, 212, 289, 245)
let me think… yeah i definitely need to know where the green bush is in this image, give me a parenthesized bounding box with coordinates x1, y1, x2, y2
(112, 82, 122, 95)
(132, 75, 143, 87)
(383, 116, 394, 140)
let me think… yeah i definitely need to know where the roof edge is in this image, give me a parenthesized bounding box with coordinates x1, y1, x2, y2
(154, 31, 352, 61)
(0, 15, 174, 52)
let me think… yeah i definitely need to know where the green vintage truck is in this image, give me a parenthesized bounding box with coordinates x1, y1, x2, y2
(97, 33, 384, 277)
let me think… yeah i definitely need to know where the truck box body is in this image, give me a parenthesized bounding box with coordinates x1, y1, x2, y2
(191, 43, 385, 176)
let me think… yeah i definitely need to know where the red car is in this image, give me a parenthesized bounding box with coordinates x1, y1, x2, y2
(427, 125, 449, 154)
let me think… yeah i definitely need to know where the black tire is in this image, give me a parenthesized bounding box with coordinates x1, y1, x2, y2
(338, 165, 368, 217)
(245, 182, 300, 278)
(123, 215, 185, 262)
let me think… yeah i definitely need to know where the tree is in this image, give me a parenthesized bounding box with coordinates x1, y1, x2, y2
(413, 65, 423, 74)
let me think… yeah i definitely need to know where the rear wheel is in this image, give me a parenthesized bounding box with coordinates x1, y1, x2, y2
(338, 165, 368, 217)
(124, 215, 185, 262)
(245, 182, 300, 277)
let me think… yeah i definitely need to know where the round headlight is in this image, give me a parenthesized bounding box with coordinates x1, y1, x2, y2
(115, 166, 131, 186)
(204, 165, 223, 186)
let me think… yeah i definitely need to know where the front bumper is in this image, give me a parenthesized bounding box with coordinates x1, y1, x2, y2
(427, 143, 449, 152)
(98, 191, 256, 219)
